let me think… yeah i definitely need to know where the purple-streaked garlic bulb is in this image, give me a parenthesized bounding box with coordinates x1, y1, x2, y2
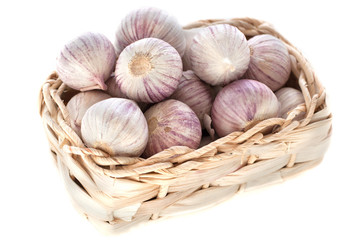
(66, 91, 111, 136)
(170, 70, 213, 128)
(81, 98, 148, 156)
(190, 24, 250, 86)
(56, 32, 116, 91)
(115, 7, 186, 56)
(115, 38, 183, 103)
(106, 76, 127, 98)
(143, 99, 202, 158)
(212, 79, 279, 137)
(275, 87, 305, 120)
(243, 34, 291, 91)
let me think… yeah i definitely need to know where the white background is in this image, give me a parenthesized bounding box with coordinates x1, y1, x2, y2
(1, 0, 360, 239)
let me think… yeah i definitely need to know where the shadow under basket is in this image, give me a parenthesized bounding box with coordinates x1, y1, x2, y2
(38, 17, 332, 234)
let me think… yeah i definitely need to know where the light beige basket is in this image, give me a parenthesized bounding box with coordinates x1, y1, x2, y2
(38, 17, 332, 234)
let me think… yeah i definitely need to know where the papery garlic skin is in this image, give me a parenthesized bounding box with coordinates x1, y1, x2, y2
(244, 34, 291, 91)
(115, 7, 186, 56)
(170, 70, 213, 128)
(190, 24, 250, 86)
(67, 91, 111, 136)
(143, 99, 202, 158)
(81, 98, 148, 157)
(115, 38, 182, 103)
(56, 32, 116, 91)
(275, 87, 305, 120)
(212, 79, 279, 137)
(203, 114, 216, 140)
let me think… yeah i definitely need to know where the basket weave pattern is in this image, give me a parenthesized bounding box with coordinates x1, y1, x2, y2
(38, 18, 332, 233)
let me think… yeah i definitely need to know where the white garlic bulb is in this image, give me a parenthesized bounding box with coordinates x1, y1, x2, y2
(66, 90, 111, 136)
(56, 32, 116, 91)
(115, 7, 186, 56)
(275, 87, 305, 120)
(81, 98, 148, 156)
(170, 70, 213, 128)
(115, 38, 183, 103)
(244, 34, 291, 91)
(190, 24, 250, 86)
(212, 79, 279, 137)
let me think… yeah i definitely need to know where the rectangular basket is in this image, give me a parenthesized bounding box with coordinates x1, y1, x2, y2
(38, 17, 332, 234)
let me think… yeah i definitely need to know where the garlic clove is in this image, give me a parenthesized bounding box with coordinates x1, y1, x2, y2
(275, 87, 305, 120)
(56, 32, 116, 91)
(244, 34, 291, 91)
(170, 70, 213, 128)
(67, 91, 111, 136)
(81, 98, 148, 157)
(115, 7, 186, 56)
(190, 24, 250, 86)
(115, 38, 183, 103)
(143, 99, 202, 158)
(211, 79, 279, 137)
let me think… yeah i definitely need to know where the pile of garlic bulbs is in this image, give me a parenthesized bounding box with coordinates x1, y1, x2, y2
(58, 7, 305, 158)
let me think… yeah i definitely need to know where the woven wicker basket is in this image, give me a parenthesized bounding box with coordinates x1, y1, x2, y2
(38, 17, 332, 234)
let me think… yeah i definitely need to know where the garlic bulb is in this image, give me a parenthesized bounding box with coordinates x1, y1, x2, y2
(275, 87, 305, 120)
(66, 91, 111, 136)
(190, 24, 250, 86)
(211, 79, 279, 137)
(143, 99, 202, 158)
(170, 70, 213, 128)
(56, 32, 116, 91)
(115, 7, 186, 56)
(244, 34, 291, 91)
(115, 38, 183, 103)
(81, 98, 148, 156)
(106, 76, 127, 98)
